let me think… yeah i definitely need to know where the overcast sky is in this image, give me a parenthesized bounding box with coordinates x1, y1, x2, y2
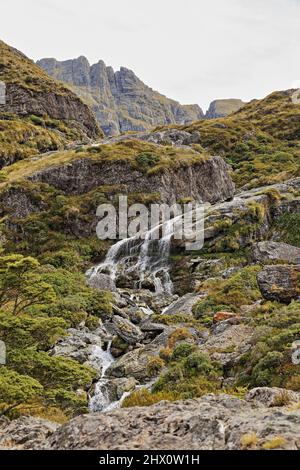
(1, 0, 299, 111)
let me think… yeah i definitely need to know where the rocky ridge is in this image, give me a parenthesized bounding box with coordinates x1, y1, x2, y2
(37, 56, 204, 136)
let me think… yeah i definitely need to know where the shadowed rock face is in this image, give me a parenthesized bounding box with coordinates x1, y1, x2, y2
(37, 57, 204, 136)
(28, 155, 235, 204)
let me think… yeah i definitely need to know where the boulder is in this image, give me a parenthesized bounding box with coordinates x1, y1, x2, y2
(106, 316, 144, 345)
(257, 265, 300, 303)
(87, 273, 117, 292)
(252, 241, 300, 264)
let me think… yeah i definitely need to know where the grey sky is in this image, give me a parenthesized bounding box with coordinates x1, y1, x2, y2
(1, 0, 299, 111)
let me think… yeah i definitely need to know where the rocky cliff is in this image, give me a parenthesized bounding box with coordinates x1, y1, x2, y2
(205, 99, 246, 119)
(37, 56, 204, 136)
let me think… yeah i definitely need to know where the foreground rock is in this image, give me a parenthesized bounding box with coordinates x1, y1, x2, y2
(2, 393, 299, 450)
(0, 417, 58, 450)
(257, 265, 300, 303)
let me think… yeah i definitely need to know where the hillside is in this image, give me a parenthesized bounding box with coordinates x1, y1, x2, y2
(0, 41, 300, 451)
(151, 89, 300, 188)
(37, 56, 204, 136)
(0, 40, 102, 168)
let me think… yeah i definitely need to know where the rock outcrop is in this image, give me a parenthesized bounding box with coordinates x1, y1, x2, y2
(37, 57, 204, 136)
(252, 241, 300, 264)
(29, 154, 235, 204)
(1, 393, 299, 450)
(205, 99, 246, 119)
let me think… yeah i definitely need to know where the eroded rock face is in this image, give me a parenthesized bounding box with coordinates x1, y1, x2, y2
(257, 265, 300, 303)
(37, 57, 204, 136)
(2, 394, 298, 450)
(252, 241, 300, 264)
(29, 155, 235, 204)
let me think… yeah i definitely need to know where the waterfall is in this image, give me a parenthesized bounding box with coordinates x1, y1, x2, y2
(89, 342, 115, 413)
(87, 214, 183, 295)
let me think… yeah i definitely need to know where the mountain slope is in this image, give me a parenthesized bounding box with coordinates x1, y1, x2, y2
(37, 56, 204, 136)
(0, 40, 102, 168)
(152, 89, 300, 188)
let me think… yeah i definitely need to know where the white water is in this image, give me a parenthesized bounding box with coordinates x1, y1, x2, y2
(87, 213, 191, 295)
(89, 342, 116, 413)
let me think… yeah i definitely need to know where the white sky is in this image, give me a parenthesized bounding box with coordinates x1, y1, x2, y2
(1, 0, 300, 111)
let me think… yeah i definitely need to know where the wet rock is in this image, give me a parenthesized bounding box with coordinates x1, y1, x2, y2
(257, 265, 300, 303)
(252, 241, 300, 264)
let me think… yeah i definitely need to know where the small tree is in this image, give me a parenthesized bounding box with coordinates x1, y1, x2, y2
(0, 254, 56, 315)
(0, 367, 43, 416)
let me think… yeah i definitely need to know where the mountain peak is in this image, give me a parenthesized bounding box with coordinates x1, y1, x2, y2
(37, 56, 204, 136)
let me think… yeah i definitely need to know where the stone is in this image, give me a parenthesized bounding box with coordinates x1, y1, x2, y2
(106, 316, 144, 345)
(252, 241, 300, 264)
(257, 265, 300, 303)
(87, 273, 117, 292)
(16, 393, 298, 450)
(0, 417, 59, 450)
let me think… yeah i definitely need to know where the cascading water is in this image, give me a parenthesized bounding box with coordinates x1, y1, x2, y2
(87, 213, 187, 295)
(89, 341, 116, 412)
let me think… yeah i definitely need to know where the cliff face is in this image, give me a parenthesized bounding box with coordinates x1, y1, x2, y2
(37, 57, 204, 136)
(0, 41, 102, 140)
(205, 99, 246, 119)
(28, 154, 235, 204)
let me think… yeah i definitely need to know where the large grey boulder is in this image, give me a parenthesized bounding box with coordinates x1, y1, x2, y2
(257, 265, 300, 303)
(105, 316, 144, 345)
(252, 241, 300, 264)
(87, 273, 117, 292)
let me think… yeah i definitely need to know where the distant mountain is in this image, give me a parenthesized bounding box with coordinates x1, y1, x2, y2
(37, 57, 204, 136)
(205, 99, 246, 119)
